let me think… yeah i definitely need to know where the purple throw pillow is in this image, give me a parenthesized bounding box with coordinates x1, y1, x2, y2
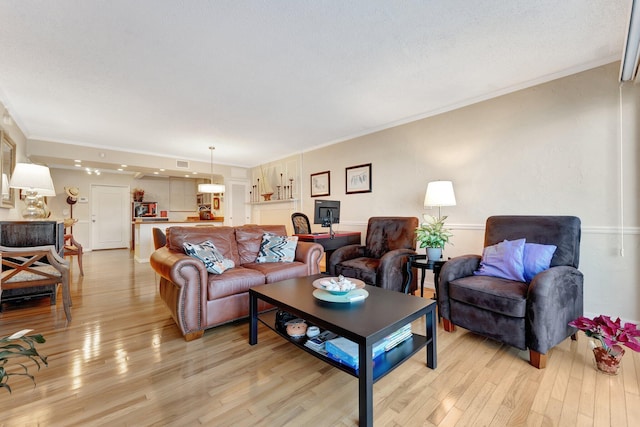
(523, 243, 557, 282)
(474, 238, 526, 282)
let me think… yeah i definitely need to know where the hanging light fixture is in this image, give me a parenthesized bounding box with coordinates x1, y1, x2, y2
(197, 146, 225, 193)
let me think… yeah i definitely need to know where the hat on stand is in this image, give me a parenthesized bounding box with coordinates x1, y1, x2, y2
(65, 186, 79, 204)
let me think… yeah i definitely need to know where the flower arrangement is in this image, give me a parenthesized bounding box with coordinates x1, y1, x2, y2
(0, 329, 48, 393)
(415, 215, 453, 249)
(132, 187, 145, 202)
(569, 315, 640, 357)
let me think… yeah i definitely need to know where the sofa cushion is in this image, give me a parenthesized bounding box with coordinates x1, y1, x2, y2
(207, 267, 266, 300)
(523, 243, 557, 282)
(256, 233, 298, 263)
(167, 226, 240, 265)
(474, 238, 526, 282)
(449, 275, 528, 318)
(235, 225, 288, 265)
(334, 257, 380, 285)
(183, 241, 235, 274)
(244, 261, 309, 283)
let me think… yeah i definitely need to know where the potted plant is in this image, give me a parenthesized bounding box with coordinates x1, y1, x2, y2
(568, 315, 640, 375)
(0, 329, 47, 393)
(415, 215, 453, 261)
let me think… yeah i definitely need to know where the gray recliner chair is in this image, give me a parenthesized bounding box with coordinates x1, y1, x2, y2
(438, 215, 583, 368)
(328, 216, 418, 293)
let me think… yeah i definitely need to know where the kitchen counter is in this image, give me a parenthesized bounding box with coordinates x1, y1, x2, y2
(133, 218, 224, 263)
(134, 217, 224, 223)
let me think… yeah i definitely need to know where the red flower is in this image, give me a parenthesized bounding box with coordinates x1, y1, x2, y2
(569, 315, 640, 356)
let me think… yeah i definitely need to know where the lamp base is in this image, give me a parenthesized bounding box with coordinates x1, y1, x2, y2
(21, 190, 47, 219)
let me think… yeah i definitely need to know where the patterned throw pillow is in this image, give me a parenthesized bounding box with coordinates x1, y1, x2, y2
(183, 240, 235, 274)
(256, 233, 298, 263)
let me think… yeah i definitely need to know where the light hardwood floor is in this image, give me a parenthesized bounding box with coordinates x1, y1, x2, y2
(0, 249, 638, 426)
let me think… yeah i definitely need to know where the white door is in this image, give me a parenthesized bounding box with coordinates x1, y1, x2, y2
(91, 185, 130, 250)
(227, 180, 249, 226)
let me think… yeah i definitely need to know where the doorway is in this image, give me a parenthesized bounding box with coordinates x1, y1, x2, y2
(90, 184, 130, 250)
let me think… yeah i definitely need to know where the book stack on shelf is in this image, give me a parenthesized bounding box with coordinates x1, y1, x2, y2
(304, 330, 339, 356)
(324, 323, 413, 370)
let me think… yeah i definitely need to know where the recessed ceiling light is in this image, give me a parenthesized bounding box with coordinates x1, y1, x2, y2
(74, 159, 81, 163)
(121, 164, 127, 167)
(117, 168, 123, 171)
(153, 171, 159, 175)
(184, 174, 190, 178)
(160, 169, 165, 171)
(75, 164, 81, 167)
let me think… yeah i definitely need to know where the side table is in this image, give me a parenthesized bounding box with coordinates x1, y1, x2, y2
(404, 254, 446, 299)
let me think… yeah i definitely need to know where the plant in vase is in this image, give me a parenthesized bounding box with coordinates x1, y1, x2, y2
(0, 329, 48, 393)
(415, 215, 453, 261)
(568, 315, 640, 374)
(132, 187, 145, 202)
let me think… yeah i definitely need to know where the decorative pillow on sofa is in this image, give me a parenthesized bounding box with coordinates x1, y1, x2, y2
(523, 243, 557, 282)
(474, 238, 526, 282)
(183, 240, 235, 274)
(256, 233, 298, 263)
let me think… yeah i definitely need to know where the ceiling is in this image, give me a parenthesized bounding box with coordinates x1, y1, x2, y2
(0, 1, 631, 170)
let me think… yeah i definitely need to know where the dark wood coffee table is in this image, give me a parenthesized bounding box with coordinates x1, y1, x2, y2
(249, 274, 437, 427)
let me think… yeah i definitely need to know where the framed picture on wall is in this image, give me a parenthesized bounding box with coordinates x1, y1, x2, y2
(345, 163, 372, 194)
(213, 197, 220, 210)
(310, 171, 330, 197)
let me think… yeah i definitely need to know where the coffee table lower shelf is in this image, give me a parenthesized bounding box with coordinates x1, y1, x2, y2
(257, 309, 428, 381)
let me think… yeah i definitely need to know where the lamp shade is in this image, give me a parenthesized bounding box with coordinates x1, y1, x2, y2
(424, 180, 456, 207)
(9, 163, 56, 196)
(198, 183, 226, 193)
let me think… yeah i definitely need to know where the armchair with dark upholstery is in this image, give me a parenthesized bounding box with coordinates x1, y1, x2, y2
(438, 215, 583, 368)
(328, 216, 419, 293)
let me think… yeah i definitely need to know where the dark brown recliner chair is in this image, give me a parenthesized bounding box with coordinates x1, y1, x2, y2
(438, 216, 583, 368)
(328, 216, 418, 293)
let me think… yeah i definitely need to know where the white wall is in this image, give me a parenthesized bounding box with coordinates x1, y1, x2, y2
(254, 62, 640, 323)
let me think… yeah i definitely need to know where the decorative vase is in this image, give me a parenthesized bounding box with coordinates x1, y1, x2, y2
(593, 346, 624, 375)
(262, 192, 274, 201)
(426, 247, 442, 261)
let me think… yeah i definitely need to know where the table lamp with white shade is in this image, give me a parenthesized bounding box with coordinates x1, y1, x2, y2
(9, 163, 56, 219)
(424, 180, 456, 220)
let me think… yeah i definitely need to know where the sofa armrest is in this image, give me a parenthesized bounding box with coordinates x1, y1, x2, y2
(437, 254, 481, 320)
(377, 248, 416, 292)
(294, 241, 324, 275)
(150, 247, 209, 338)
(526, 266, 584, 354)
(328, 244, 365, 275)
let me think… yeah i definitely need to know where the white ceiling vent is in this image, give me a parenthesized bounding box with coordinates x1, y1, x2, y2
(176, 159, 190, 169)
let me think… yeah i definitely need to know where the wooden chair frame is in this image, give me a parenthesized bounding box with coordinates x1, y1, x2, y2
(1, 245, 72, 321)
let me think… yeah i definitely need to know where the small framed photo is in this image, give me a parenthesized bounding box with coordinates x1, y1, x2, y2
(310, 170, 330, 197)
(213, 197, 220, 210)
(345, 163, 372, 194)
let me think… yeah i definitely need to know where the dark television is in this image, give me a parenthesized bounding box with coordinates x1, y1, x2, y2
(313, 200, 340, 238)
(314, 199, 340, 226)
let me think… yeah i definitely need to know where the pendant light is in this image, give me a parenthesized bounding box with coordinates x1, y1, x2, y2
(197, 146, 225, 193)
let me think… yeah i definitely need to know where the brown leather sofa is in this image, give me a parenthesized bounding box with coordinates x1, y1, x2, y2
(150, 224, 324, 340)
